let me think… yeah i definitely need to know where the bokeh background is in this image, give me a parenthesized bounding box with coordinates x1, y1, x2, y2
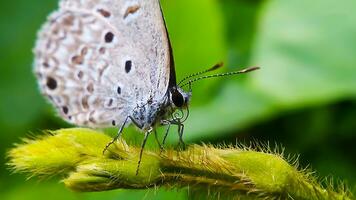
(0, 0, 355, 199)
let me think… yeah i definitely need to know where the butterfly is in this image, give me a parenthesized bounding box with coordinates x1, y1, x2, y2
(33, 0, 259, 174)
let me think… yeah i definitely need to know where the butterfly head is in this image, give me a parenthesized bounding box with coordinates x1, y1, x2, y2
(169, 86, 191, 109)
(166, 63, 259, 123)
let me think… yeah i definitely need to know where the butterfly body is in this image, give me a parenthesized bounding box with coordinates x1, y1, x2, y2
(130, 95, 170, 131)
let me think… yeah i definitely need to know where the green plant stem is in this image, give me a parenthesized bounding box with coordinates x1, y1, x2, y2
(7, 128, 353, 200)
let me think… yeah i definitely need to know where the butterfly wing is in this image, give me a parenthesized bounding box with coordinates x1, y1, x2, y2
(34, 0, 171, 127)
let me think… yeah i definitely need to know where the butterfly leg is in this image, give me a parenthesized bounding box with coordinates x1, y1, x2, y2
(165, 120, 186, 150)
(160, 121, 172, 152)
(154, 129, 164, 151)
(177, 123, 186, 150)
(136, 128, 152, 175)
(103, 116, 130, 154)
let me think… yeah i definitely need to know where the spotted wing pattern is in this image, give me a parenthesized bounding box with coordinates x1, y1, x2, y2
(34, 0, 171, 127)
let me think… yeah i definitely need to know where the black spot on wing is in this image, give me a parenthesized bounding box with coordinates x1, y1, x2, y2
(62, 106, 69, 114)
(125, 60, 132, 73)
(105, 32, 114, 43)
(117, 86, 121, 94)
(46, 77, 57, 90)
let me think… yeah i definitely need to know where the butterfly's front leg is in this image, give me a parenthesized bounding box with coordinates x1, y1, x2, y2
(103, 116, 130, 154)
(154, 129, 164, 151)
(159, 120, 172, 152)
(177, 123, 186, 150)
(160, 119, 186, 150)
(136, 128, 152, 175)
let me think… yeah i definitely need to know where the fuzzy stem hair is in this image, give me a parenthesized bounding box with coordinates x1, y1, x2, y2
(7, 128, 353, 200)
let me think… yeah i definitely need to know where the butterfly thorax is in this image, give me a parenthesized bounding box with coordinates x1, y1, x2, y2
(130, 97, 171, 131)
(130, 87, 191, 131)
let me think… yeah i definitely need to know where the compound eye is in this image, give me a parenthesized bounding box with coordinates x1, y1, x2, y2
(172, 90, 184, 108)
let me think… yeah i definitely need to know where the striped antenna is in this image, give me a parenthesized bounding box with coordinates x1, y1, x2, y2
(180, 66, 260, 88)
(177, 62, 224, 86)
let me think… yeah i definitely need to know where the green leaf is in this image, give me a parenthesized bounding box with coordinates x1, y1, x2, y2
(252, 0, 356, 106)
(183, 0, 356, 141)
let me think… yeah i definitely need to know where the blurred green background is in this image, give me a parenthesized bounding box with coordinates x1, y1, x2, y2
(0, 0, 355, 199)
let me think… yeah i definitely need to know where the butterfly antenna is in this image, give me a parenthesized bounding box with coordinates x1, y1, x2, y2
(177, 62, 224, 86)
(180, 66, 260, 88)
